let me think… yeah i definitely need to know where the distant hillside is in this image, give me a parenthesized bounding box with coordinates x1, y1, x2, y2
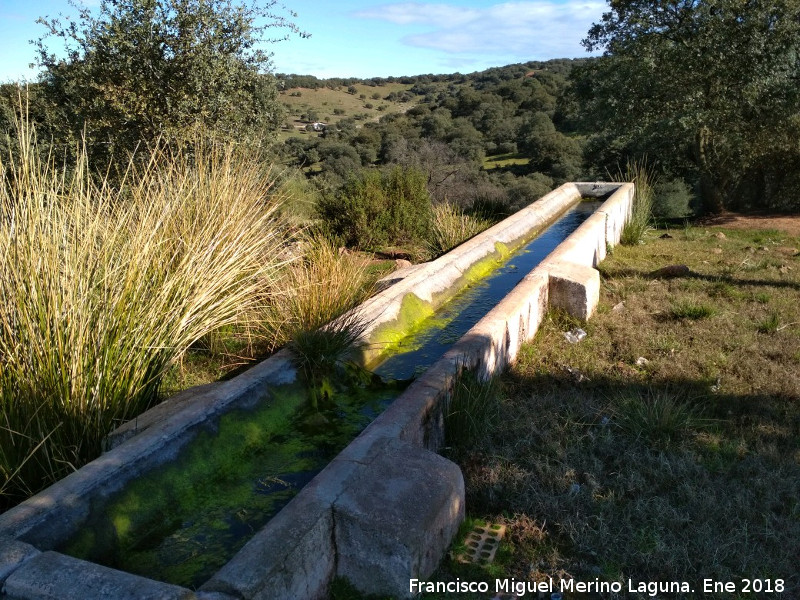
(275, 58, 588, 142)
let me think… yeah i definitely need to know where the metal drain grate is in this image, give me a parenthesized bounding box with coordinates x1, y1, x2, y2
(458, 522, 505, 565)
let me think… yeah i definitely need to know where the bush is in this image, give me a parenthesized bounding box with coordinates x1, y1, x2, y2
(653, 178, 694, 218)
(317, 167, 433, 250)
(0, 120, 290, 508)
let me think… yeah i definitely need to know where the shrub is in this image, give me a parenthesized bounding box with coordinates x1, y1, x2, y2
(317, 166, 433, 251)
(653, 178, 694, 218)
(0, 120, 290, 508)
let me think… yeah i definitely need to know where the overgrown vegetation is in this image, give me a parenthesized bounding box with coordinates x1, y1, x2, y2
(617, 160, 654, 246)
(434, 224, 800, 597)
(428, 203, 494, 258)
(317, 166, 433, 254)
(574, 0, 800, 213)
(0, 121, 291, 508)
(279, 236, 375, 406)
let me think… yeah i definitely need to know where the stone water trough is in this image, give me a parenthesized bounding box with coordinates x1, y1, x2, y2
(0, 182, 633, 599)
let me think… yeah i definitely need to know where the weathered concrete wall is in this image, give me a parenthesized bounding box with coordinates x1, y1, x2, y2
(0, 182, 633, 600)
(353, 182, 584, 363)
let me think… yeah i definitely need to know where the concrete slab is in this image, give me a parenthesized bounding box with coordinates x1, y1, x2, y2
(333, 440, 464, 598)
(0, 538, 39, 585)
(548, 262, 601, 321)
(2, 552, 193, 600)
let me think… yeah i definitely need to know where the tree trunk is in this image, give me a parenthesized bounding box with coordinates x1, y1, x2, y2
(694, 126, 725, 214)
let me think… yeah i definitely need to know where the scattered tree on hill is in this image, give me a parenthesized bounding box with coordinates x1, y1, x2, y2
(574, 0, 800, 213)
(33, 0, 307, 163)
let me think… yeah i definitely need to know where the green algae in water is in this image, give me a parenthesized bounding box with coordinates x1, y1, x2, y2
(365, 243, 513, 370)
(61, 380, 400, 589)
(374, 203, 598, 381)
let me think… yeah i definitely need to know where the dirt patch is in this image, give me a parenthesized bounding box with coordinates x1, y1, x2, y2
(698, 212, 800, 236)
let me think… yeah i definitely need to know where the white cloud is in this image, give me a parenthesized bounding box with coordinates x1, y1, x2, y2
(354, 3, 480, 26)
(354, 1, 606, 59)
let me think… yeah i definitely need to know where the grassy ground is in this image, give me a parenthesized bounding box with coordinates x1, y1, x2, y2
(276, 82, 416, 142)
(483, 153, 532, 170)
(422, 224, 800, 599)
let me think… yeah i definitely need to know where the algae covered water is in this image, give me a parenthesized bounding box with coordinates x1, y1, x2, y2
(59, 382, 399, 588)
(60, 200, 598, 588)
(374, 200, 599, 381)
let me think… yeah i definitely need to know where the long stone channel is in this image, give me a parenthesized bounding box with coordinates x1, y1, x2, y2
(0, 182, 633, 599)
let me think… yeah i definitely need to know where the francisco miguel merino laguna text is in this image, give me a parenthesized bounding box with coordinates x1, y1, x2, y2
(410, 577, 694, 596)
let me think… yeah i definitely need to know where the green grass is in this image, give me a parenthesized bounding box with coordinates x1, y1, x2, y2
(482, 153, 531, 170)
(669, 298, 717, 319)
(616, 159, 655, 246)
(430, 222, 800, 599)
(757, 311, 781, 333)
(443, 371, 500, 453)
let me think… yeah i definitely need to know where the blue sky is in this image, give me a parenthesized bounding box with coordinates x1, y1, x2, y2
(0, 0, 606, 82)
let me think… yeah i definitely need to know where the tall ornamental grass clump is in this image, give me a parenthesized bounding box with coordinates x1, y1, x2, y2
(617, 159, 655, 246)
(273, 236, 374, 394)
(0, 120, 290, 508)
(428, 202, 493, 258)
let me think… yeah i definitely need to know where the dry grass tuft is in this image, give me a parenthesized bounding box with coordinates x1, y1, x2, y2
(428, 202, 493, 258)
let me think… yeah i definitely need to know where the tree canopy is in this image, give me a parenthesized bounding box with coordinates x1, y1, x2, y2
(573, 0, 800, 213)
(32, 0, 307, 162)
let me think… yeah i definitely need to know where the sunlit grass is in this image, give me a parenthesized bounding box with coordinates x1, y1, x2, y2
(615, 159, 655, 246)
(427, 202, 493, 258)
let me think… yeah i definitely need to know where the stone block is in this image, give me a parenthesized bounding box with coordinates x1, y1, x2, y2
(201, 490, 335, 600)
(0, 538, 39, 585)
(2, 552, 192, 600)
(548, 262, 600, 321)
(333, 440, 464, 598)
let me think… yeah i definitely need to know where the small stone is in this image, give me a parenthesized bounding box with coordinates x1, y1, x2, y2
(563, 328, 587, 344)
(394, 258, 412, 269)
(648, 264, 690, 278)
(635, 356, 649, 366)
(714, 232, 726, 240)
(611, 301, 625, 313)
